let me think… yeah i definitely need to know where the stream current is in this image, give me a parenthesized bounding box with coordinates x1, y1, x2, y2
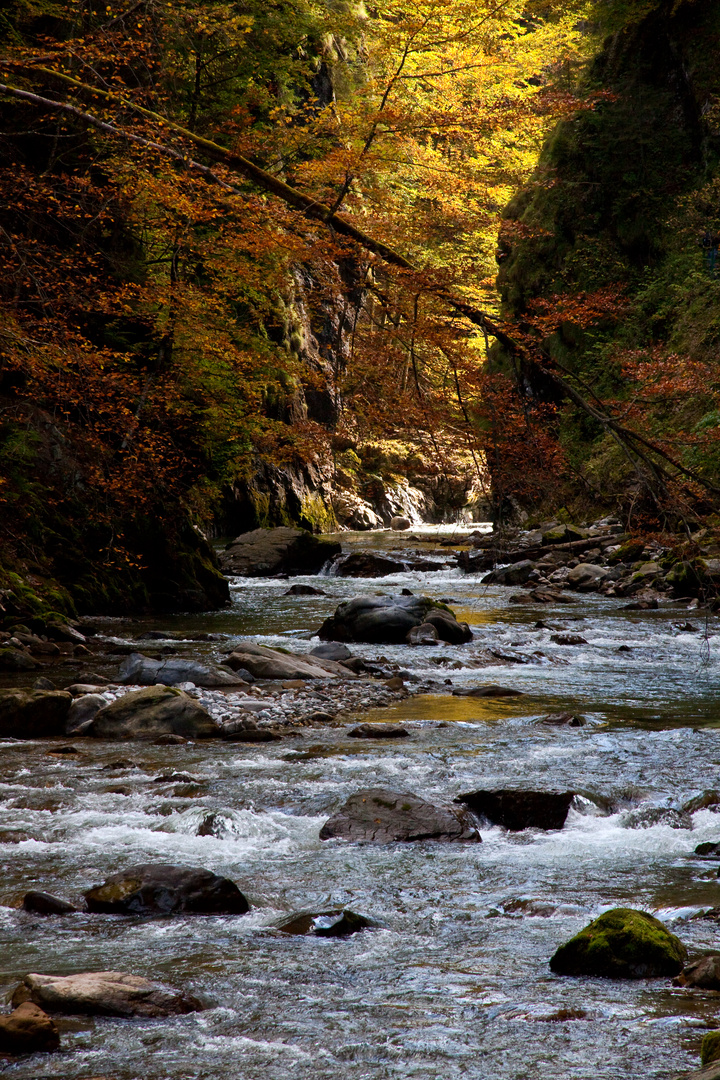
(1, 526, 720, 1079)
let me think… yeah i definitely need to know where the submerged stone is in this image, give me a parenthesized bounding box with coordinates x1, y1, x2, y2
(276, 909, 378, 937)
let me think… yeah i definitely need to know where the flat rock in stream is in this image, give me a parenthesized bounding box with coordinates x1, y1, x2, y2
(452, 685, 524, 698)
(118, 653, 243, 688)
(318, 595, 472, 645)
(0, 691, 72, 739)
(225, 641, 348, 681)
(549, 907, 687, 978)
(456, 789, 575, 831)
(12, 971, 202, 1018)
(347, 723, 410, 739)
(84, 863, 249, 915)
(332, 552, 407, 577)
(88, 686, 217, 741)
(219, 527, 340, 577)
(319, 787, 480, 843)
(0, 1002, 59, 1054)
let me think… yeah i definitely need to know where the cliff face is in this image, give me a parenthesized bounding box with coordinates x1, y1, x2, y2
(492, 0, 720, 519)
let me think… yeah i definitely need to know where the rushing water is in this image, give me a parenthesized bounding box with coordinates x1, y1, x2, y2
(1, 527, 720, 1079)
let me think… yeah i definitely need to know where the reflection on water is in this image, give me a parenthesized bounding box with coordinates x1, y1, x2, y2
(0, 526, 718, 1078)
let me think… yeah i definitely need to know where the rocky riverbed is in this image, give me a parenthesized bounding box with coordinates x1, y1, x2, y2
(0, 521, 719, 1079)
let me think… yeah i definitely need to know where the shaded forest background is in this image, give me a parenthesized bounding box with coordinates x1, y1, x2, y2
(0, 0, 718, 618)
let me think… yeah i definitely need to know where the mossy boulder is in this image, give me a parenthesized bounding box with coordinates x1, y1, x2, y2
(550, 907, 687, 978)
(702, 1032, 720, 1068)
(666, 561, 701, 596)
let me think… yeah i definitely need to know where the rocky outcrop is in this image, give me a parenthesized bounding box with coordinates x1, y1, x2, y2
(118, 653, 243, 688)
(456, 789, 575, 831)
(0, 1002, 59, 1054)
(84, 864, 249, 915)
(0, 690, 72, 739)
(219, 527, 340, 577)
(12, 971, 202, 1018)
(318, 595, 472, 645)
(88, 686, 218, 740)
(550, 908, 687, 978)
(319, 787, 480, 843)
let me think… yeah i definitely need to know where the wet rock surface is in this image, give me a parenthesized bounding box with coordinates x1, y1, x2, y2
(84, 863, 249, 915)
(22, 891, 78, 916)
(0, 690, 72, 738)
(0, 1001, 60, 1054)
(319, 787, 481, 843)
(456, 789, 575, 831)
(276, 909, 378, 937)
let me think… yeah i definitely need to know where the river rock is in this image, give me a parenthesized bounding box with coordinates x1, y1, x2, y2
(319, 787, 480, 843)
(674, 1062, 720, 1080)
(684, 791, 720, 814)
(310, 642, 352, 661)
(481, 560, 536, 586)
(225, 642, 343, 680)
(12, 971, 202, 1018)
(66, 693, 106, 733)
(276, 910, 379, 937)
(456, 788, 575, 830)
(0, 1002, 59, 1054)
(0, 648, 37, 672)
(284, 584, 327, 596)
(348, 723, 410, 738)
(675, 954, 720, 990)
(118, 653, 243, 688)
(84, 863, 249, 915)
(88, 686, 217, 740)
(549, 907, 687, 978)
(551, 634, 588, 646)
(566, 564, 609, 591)
(391, 516, 411, 530)
(407, 623, 439, 645)
(318, 595, 472, 645)
(332, 552, 407, 577)
(538, 711, 587, 727)
(452, 685, 524, 697)
(0, 691, 72, 739)
(22, 892, 78, 916)
(219, 527, 340, 577)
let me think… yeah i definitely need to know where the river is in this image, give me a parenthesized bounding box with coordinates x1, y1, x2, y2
(0, 525, 719, 1079)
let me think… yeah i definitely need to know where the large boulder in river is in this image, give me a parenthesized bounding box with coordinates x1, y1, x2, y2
(550, 908, 687, 978)
(319, 787, 480, 843)
(0, 690, 72, 739)
(224, 641, 347, 680)
(118, 653, 243, 688)
(0, 1002, 59, 1053)
(456, 789, 575, 831)
(318, 594, 472, 645)
(84, 863, 249, 915)
(332, 552, 406, 577)
(88, 686, 217, 740)
(219, 527, 340, 577)
(12, 971, 202, 1018)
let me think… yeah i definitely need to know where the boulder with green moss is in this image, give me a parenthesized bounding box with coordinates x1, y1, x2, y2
(550, 908, 687, 978)
(702, 1032, 720, 1068)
